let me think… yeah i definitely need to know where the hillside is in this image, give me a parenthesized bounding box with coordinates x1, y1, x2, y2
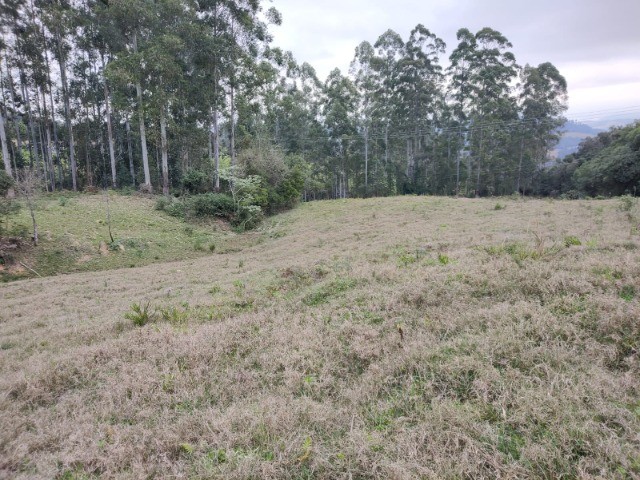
(1, 196, 639, 479)
(0, 192, 259, 282)
(555, 119, 638, 159)
(554, 121, 601, 159)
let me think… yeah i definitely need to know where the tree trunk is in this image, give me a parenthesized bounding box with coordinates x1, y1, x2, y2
(20, 74, 40, 169)
(56, 35, 77, 191)
(229, 85, 236, 165)
(44, 57, 62, 189)
(133, 32, 151, 190)
(125, 119, 135, 186)
(40, 87, 55, 191)
(83, 102, 93, 187)
(0, 59, 13, 181)
(516, 132, 524, 195)
(0, 107, 12, 179)
(101, 56, 117, 188)
(4, 60, 23, 166)
(364, 125, 368, 196)
(94, 99, 107, 187)
(455, 128, 461, 196)
(160, 108, 169, 196)
(213, 108, 220, 190)
(34, 90, 50, 191)
(476, 127, 483, 197)
(136, 81, 152, 189)
(0, 105, 14, 200)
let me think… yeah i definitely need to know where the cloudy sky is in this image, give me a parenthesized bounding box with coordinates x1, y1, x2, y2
(268, 0, 640, 120)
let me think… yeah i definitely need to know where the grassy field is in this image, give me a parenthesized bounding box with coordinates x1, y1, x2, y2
(0, 192, 260, 282)
(1, 195, 639, 479)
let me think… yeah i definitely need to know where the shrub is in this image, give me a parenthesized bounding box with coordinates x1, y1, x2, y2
(560, 190, 583, 200)
(155, 196, 171, 211)
(165, 201, 186, 218)
(234, 204, 263, 231)
(618, 195, 636, 212)
(156, 196, 186, 218)
(0, 171, 14, 196)
(186, 193, 235, 218)
(182, 170, 210, 194)
(0, 173, 19, 235)
(124, 302, 154, 326)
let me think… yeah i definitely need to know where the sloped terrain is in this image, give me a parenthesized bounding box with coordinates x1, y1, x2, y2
(1, 196, 639, 479)
(0, 193, 255, 282)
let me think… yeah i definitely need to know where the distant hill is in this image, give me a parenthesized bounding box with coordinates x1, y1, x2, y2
(554, 117, 639, 159)
(554, 121, 601, 159)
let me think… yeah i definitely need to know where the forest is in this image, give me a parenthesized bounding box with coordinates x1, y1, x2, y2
(0, 0, 585, 207)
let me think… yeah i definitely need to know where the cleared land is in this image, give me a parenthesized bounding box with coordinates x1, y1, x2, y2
(1, 196, 639, 479)
(0, 192, 260, 282)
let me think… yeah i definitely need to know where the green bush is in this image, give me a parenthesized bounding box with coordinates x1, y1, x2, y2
(165, 201, 186, 218)
(186, 193, 235, 218)
(234, 204, 263, 231)
(618, 195, 636, 212)
(125, 302, 154, 326)
(155, 196, 171, 211)
(156, 196, 186, 218)
(182, 170, 210, 194)
(0, 171, 13, 196)
(560, 190, 583, 200)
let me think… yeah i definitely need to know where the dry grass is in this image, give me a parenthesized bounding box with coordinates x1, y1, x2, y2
(1, 196, 639, 479)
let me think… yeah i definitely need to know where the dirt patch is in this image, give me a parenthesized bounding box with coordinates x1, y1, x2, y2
(98, 241, 110, 256)
(76, 254, 94, 264)
(0, 237, 27, 264)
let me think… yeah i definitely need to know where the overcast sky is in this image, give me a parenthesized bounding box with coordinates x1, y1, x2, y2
(268, 0, 640, 120)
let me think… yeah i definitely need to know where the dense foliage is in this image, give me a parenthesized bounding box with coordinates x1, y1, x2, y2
(536, 122, 640, 197)
(0, 0, 633, 213)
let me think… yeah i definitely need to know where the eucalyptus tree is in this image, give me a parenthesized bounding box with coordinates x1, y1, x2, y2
(350, 41, 377, 195)
(78, 2, 119, 188)
(449, 27, 518, 195)
(448, 29, 476, 195)
(0, 35, 13, 179)
(0, 0, 24, 179)
(394, 25, 445, 192)
(194, 0, 269, 187)
(517, 62, 567, 192)
(372, 29, 403, 177)
(100, 0, 159, 191)
(40, 0, 79, 190)
(12, 11, 47, 182)
(0, 99, 10, 180)
(323, 68, 359, 198)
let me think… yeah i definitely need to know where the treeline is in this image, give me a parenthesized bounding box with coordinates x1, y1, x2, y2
(535, 121, 640, 198)
(0, 0, 572, 205)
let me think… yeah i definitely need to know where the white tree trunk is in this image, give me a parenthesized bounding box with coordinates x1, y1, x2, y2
(211, 108, 219, 190)
(0, 107, 12, 178)
(56, 43, 77, 191)
(133, 32, 151, 190)
(160, 108, 169, 196)
(104, 81, 117, 188)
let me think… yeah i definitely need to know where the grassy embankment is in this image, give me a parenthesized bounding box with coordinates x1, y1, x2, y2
(1, 195, 639, 479)
(0, 192, 259, 282)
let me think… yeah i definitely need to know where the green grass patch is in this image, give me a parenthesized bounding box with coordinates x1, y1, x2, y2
(1, 193, 247, 281)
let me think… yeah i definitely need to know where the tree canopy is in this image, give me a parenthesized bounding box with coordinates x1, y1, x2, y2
(7, 1, 633, 207)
